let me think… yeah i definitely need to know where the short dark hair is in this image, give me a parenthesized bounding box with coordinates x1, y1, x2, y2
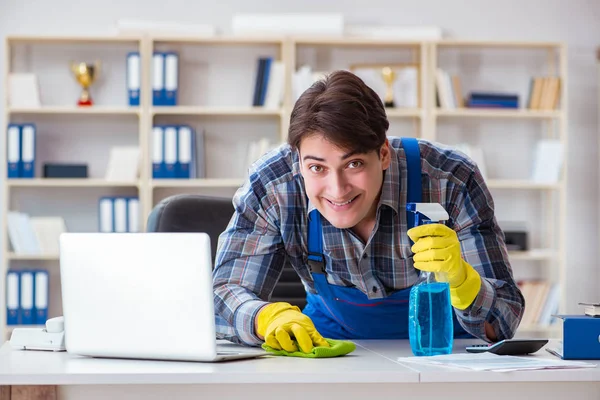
(287, 70, 389, 154)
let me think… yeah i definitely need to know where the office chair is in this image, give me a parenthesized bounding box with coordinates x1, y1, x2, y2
(146, 194, 306, 308)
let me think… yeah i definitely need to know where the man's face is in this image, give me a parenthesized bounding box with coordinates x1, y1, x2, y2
(299, 133, 390, 230)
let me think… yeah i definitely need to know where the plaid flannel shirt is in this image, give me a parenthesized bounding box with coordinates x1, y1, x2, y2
(213, 137, 525, 346)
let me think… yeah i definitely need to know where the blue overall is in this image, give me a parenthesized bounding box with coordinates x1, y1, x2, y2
(302, 138, 472, 340)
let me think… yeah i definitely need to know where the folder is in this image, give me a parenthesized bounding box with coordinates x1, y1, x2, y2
(259, 57, 273, 106)
(177, 125, 192, 179)
(163, 126, 177, 178)
(20, 124, 36, 178)
(113, 197, 127, 233)
(98, 197, 114, 233)
(34, 269, 49, 325)
(20, 270, 34, 325)
(7, 124, 20, 178)
(548, 315, 600, 360)
(6, 270, 20, 325)
(152, 52, 165, 106)
(152, 126, 165, 179)
(127, 197, 139, 233)
(164, 52, 179, 106)
(127, 52, 141, 106)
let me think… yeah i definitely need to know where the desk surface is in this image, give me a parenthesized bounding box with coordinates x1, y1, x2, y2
(1, 339, 599, 386)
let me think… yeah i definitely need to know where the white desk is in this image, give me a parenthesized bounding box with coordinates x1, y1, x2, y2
(0, 340, 599, 400)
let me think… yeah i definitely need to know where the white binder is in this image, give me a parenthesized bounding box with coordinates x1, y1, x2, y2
(127, 52, 141, 106)
(164, 126, 177, 178)
(164, 52, 178, 105)
(34, 270, 49, 324)
(99, 198, 114, 233)
(178, 125, 192, 178)
(152, 53, 165, 105)
(152, 126, 164, 178)
(6, 271, 19, 325)
(20, 271, 34, 324)
(7, 125, 20, 178)
(127, 198, 139, 233)
(113, 198, 127, 233)
(21, 124, 36, 178)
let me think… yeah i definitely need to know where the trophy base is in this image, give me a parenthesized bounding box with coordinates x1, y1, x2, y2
(77, 99, 93, 106)
(384, 101, 395, 108)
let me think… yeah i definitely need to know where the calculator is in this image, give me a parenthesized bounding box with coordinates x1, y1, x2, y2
(465, 339, 548, 355)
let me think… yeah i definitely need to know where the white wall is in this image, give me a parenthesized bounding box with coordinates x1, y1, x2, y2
(1, 0, 599, 312)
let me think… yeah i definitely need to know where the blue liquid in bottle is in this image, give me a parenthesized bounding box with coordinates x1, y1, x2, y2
(408, 278, 454, 356)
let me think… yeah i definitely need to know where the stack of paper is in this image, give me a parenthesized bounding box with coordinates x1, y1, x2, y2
(397, 353, 596, 372)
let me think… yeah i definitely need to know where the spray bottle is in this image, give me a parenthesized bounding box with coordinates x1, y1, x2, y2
(407, 203, 454, 356)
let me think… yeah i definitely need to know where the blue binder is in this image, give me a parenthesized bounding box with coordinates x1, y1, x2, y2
(20, 124, 36, 178)
(163, 125, 177, 178)
(127, 52, 141, 106)
(6, 270, 20, 325)
(7, 124, 20, 178)
(98, 197, 115, 233)
(259, 57, 273, 106)
(19, 270, 35, 325)
(550, 315, 600, 360)
(152, 126, 165, 179)
(152, 52, 165, 106)
(163, 52, 179, 106)
(34, 269, 49, 325)
(177, 125, 193, 179)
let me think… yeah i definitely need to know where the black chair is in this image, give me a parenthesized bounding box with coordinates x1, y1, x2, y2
(146, 194, 306, 309)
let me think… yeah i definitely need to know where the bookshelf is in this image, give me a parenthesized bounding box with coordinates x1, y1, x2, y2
(1, 35, 567, 341)
(429, 41, 567, 338)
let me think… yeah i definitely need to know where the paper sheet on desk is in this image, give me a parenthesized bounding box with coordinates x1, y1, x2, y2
(397, 353, 597, 372)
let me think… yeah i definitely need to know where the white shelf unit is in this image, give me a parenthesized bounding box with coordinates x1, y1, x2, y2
(145, 36, 290, 218)
(1, 35, 568, 342)
(2, 35, 147, 341)
(429, 40, 567, 337)
(290, 38, 428, 139)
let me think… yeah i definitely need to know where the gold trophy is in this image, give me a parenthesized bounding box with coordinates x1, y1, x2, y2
(381, 66, 397, 108)
(71, 61, 100, 106)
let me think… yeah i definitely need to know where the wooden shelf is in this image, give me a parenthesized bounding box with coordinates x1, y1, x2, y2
(7, 253, 59, 261)
(508, 249, 557, 261)
(434, 108, 563, 119)
(151, 106, 283, 117)
(436, 40, 563, 49)
(486, 180, 562, 190)
(152, 36, 284, 45)
(7, 179, 140, 188)
(151, 178, 245, 188)
(293, 37, 422, 47)
(8, 106, 140, 116)
(7, 35, 141, 44)
(386, 108, 424, 118)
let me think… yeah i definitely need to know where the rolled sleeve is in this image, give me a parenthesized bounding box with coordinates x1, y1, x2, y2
(233, 300, 269, 346)
(455, 277, 496, 339)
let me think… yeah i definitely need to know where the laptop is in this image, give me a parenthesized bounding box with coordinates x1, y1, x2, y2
(59, 232, 266, 362)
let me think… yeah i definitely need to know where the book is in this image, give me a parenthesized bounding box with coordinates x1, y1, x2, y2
(578, 302, 600, 317)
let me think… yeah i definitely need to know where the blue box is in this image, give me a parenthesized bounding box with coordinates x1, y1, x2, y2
(548, 315, 600, 360)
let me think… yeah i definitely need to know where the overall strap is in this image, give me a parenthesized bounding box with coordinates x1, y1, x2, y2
(307, 138, 422, 273)
(402, 138, 422, 230)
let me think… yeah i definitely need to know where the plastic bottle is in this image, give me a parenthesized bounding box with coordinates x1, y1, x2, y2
(407, 203, 454, 357)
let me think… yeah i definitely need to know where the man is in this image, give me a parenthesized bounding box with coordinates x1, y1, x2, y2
(213, 70, 524, 353)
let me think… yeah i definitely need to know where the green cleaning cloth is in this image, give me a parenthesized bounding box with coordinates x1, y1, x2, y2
(261, 338, 356, 358)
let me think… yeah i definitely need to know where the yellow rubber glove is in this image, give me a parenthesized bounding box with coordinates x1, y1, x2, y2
(256, 302, 330, 353)
(407, 223, 482, 310)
